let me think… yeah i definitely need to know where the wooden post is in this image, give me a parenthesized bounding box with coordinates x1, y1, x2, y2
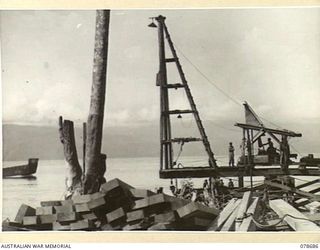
(238, 176, 244, 188)
(83, 10, 110, 194)
(82, 122, 86, 177)
(156, 15, 173, 170)
(58, 116, 82, 198)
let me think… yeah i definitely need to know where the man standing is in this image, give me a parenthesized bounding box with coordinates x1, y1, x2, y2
(229, 142, 235, 167)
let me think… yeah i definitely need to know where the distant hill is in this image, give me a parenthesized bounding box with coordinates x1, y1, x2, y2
(3, 120, 320, 161)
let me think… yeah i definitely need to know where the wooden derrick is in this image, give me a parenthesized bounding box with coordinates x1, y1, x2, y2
(58, 116, 82, 198)
(83, 10, 110, 194)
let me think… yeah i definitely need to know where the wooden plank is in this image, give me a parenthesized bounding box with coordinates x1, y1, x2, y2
(235, 123, 302, 137)
(309, 187, 320, 194)
(14, 204, 36, 224)
(207, 198, 241, 231)
(235, 191, 252, 230)
(269, 199, 320, 231)
(220, 204, 240, 231)
(160, 166, 319, 179)
(238, 197, 260, 231)
(265, 180, 320, 201)
(296, 179, 320, 189)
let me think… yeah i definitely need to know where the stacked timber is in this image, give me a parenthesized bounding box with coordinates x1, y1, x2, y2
(4, 178, 219, 231)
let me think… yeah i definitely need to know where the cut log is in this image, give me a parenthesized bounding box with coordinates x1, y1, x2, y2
(238, 197, 260, 231)
(207, 198, 241, 231)
(269, 199, 320, 231)
(83, 10, 110, 194)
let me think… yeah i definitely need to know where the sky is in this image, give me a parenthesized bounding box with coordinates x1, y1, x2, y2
(1, 8, 320, 130)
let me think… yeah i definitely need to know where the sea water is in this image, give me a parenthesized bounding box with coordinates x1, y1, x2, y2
(2, 155, 319, 221)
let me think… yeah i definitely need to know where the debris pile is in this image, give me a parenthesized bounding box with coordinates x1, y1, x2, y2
(3, 178, 219, 231)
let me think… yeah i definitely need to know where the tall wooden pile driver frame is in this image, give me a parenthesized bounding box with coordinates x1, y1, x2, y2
(152, 15, 217, 173)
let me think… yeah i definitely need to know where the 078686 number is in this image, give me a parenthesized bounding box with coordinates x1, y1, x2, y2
(300, 244, 319, 248)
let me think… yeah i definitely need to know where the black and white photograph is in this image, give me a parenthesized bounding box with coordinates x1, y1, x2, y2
(1, 8, 320, 232)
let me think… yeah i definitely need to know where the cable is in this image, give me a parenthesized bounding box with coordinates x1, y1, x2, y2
(173, 41, 287, 132)
(172, 42, 243, 107)
(245, 212, 319, 229)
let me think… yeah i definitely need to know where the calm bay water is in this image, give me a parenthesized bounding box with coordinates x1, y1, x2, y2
(2, 155, 319, 221)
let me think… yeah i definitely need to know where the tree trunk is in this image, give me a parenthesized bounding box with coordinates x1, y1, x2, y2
(83, 10, 110, 194)
(58, 116, 83, 198)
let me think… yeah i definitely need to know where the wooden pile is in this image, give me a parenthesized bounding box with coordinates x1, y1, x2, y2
(5, 178, 219, 231)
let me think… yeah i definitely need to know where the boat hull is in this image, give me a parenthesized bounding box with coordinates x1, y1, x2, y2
(3, 158, 39, 177)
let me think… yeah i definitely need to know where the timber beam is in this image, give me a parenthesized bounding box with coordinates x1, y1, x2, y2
(160, 166, 319, 179)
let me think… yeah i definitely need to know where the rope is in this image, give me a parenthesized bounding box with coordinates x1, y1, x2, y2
(245, 212, 319, 229)
(173, 142, 184, 165)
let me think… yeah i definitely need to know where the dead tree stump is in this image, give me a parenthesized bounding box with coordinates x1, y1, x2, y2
(83, 10, 110, 194)
(59, 116, 83, 198)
